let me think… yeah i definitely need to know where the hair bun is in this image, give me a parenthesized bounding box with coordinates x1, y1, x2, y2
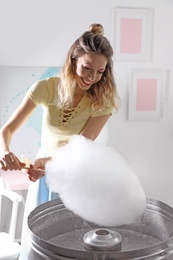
(89, 23, 104, 36)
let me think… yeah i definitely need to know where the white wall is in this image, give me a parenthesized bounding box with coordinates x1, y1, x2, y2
(0, 0, 173, 206)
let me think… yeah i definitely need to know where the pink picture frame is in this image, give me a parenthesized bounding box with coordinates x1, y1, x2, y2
(113, 7, 154, 62)
(128, 69, 169, 120)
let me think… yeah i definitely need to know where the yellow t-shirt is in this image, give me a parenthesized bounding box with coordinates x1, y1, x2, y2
(28, 77, 113, 156)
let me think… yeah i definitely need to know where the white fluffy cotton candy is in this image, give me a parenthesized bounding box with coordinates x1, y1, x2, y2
(45, 135, 146, 226)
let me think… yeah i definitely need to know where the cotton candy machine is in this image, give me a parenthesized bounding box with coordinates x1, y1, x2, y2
(27, 198, 173, 259)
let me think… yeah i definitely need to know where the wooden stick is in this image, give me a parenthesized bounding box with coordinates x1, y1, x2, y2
(22, 166, 45, 172)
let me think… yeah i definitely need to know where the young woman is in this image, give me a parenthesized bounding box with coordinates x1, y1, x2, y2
(0, 23, 119, 186)
(0, 23, 119, 258)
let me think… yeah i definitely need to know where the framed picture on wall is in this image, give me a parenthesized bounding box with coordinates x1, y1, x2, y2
(128, 69, 169, 120)
(113, 7, 154, 62)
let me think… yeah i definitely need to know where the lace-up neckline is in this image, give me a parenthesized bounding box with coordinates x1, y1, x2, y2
(59, 105, 80, 127)
(58, 92, 88, 127)
(58, 94, 87, 127)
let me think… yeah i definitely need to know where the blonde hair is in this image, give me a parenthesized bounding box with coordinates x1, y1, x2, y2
(57, 23, 119, 111)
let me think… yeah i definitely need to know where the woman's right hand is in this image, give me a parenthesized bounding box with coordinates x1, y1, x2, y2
(27, 157, 50, 182)
(0, 151, 26, 171)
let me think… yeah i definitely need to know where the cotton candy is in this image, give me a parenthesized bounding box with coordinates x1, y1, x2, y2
(45, 135, 146, 226)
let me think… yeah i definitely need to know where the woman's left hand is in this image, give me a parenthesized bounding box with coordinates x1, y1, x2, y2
(27, 157, 50, 182)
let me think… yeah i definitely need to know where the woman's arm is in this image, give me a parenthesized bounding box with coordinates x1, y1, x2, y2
(0, 94, 37, 171)
(80, 114, 111, 140)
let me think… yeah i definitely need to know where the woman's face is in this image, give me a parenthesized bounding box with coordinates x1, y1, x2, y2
(75, 53, 107, 91)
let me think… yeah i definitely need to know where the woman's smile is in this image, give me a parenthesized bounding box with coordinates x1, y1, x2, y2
(81, 77, 93, 87)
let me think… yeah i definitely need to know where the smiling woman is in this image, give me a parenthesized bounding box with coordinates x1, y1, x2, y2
(0, 23, 119, 259)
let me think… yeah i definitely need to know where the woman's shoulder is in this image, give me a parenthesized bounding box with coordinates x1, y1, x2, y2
(46, 76, 60, 85)
(39, 76, 60, 89)
(29, 76, 59, 90)
(28, 76, 60, 105)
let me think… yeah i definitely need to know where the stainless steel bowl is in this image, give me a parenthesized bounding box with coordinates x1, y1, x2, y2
(28, 198, 173, 259)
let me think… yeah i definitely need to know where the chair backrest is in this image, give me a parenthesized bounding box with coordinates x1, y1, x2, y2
(0, 189, 22, 241)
